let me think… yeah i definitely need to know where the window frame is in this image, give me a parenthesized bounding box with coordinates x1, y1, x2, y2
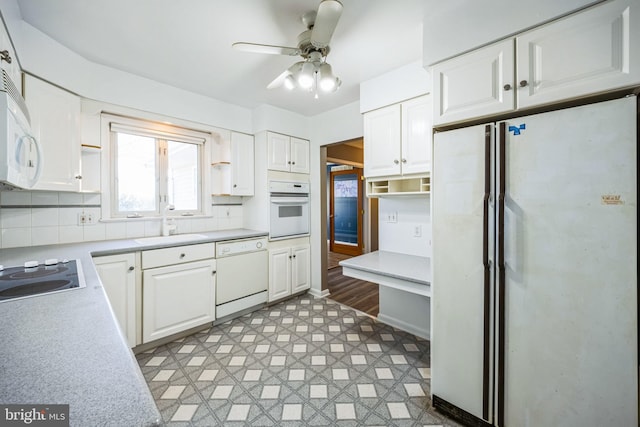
(102, 114, 210, 220)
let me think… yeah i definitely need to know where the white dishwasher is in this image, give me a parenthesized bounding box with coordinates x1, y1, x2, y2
(215, 237, 268, 319)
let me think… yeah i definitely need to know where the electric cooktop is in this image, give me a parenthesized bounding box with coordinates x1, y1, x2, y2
(0, 259, 86, 302)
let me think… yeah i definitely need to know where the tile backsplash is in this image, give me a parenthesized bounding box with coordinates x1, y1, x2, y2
(0, 191, 243, 249)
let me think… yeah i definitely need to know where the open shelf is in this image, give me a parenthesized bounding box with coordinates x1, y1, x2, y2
(367, 175, 430, 197)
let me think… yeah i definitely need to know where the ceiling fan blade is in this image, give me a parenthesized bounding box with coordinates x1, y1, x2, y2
(311, 0, 343, 49)
(232, 42, 300, 56)
(267, 70, 290, 89)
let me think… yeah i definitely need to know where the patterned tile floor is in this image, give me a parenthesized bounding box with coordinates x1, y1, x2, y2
(136, 294, 461, 426)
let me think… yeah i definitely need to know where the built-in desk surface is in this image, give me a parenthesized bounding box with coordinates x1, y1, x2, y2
(339, 251, 431, 296)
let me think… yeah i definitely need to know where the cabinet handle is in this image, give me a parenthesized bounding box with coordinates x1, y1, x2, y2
(393, 159, 399, 164)
(519, 80, 528, 87)
(402, 158, 407, 163)
(289, 255, 292, 259)
(212, 270, 216, 275)
(503, 84, 512, 91)
(75, 175, 82, 180)
(233, 184, 237, 188)
(287, 161, 291, 164)
(180, 253, 186, 258)
(293, 254, 296, 258)
(0, 50, 11, 64)
(128, 266, 134, 271)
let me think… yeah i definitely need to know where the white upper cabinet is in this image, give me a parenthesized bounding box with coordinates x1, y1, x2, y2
(211, 129, 255, 196)
(516, 0, 640, 108)
(230, 132, 254, 195)
(432, 39, 515, 126)
(364, 95, 431, 178)
(432, 0, 640, 126)
(24, 75, 82, 192)
(267, 132, 310, 174)
(289, 137, 310, 174)
(401, 95, 433, 175)
(364, 103, 401, 177)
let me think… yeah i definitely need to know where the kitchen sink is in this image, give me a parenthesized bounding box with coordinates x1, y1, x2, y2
(134, 234, 209, 245)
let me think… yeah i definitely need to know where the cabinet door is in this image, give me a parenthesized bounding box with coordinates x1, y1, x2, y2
(364, 104, 402, 178)
(401, 95, 432, 175)
(517, 0, 640, 109)
(267, 132, 291, 172)
(94, 253, 138, 348)
(432, 39, 515, 126)
(291, 244, 310, 293)
(269, 247, 292, 302)
(290, 137, 310, 174)
(142, 259, 216, 343)
(25, 75, 81, 192)
(230, 132, 254, 195)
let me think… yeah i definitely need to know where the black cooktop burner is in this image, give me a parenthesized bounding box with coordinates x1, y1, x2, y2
(0, 265, 69, 280)
(0, 260, 85, 302)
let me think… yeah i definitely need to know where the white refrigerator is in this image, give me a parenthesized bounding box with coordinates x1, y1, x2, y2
(431, 96, 638, 426)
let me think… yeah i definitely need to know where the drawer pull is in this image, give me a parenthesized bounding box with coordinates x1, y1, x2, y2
(128, 266, 134, 271)
(180, 253, 186, 258)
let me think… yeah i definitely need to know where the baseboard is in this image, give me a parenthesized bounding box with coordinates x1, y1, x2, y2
(307, 288, 330, 299)
(377, 313, 430, 340)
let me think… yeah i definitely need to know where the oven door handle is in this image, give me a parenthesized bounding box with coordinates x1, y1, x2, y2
(271, 198, 309, 205)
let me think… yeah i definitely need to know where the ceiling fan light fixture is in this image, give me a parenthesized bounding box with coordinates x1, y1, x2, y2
(318, 62, 338, 92)
(283, 74, 297, 90)
(298, 61, 316, 89)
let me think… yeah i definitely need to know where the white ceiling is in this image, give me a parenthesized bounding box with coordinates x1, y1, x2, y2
(15, 0, 426, 117)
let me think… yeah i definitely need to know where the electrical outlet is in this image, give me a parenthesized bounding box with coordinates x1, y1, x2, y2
(85, 212, 97, 225)
(387, 212, 397, 223)
(414, 225, 422, 237)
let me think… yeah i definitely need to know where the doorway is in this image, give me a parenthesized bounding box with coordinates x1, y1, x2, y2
(329, 167, 363, 256)
(322, 139, 379, 317)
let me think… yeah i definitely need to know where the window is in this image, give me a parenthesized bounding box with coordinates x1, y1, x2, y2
(108, 118, 206, 218)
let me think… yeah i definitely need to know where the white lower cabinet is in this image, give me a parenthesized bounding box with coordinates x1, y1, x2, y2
(93, 253, 138, 348)
(142, 244, 216, 343)
(268, 243, 310, 302)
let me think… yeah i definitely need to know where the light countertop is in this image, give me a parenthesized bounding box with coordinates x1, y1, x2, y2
(339, 250, 431, 297)
(0, 228, 267, 427)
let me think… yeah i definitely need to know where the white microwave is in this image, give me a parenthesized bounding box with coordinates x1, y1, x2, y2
(269, 181, 310, 239)
(0, 70, 42, 190)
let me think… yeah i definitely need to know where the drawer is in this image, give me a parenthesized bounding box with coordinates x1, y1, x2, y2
(142, 243, 215, 269)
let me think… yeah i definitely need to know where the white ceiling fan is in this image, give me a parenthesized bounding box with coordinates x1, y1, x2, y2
(232, 0, 343, 96)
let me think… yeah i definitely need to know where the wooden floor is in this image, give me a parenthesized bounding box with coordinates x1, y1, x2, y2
(327, 266, 379, 317)
(327, 251, 353, 270)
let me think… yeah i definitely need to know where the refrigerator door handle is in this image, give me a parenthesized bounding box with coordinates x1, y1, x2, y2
(497, 121, 507, 427)
(482, 124, 492, 420)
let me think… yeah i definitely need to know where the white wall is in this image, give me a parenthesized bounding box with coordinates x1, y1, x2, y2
(360, 61, 431, 113)
(252, 104, 310, 138)
(308, 100, 363, 295)
(2, 6, 253, 133)
(422, 0, 602, 66)
(378, 197, 431, 257)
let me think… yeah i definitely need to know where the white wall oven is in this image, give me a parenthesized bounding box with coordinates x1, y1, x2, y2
(269, 180, 310, 239)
